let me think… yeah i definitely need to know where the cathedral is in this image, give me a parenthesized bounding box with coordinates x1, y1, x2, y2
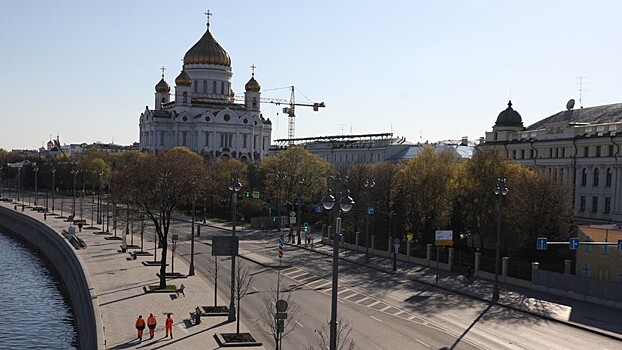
(138, 16, 272, 162)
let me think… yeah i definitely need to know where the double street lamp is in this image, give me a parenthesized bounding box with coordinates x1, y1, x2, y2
(228, 171, 242, 322)
(51, 168, 56, 214)
(322, 175, 354, 350)
(492, 177, 508, 302)
(189, 191, 197, 276)
(33, 164, 39, 207)
(71, 167, 78, 217)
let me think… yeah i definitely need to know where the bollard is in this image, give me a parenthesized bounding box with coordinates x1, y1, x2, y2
(355, 231, 359, 251)
(474, 252, 481, 277)
(502, 257, 509, 282)
(448, 248, 454, 271)
(564, 259, 571, 274)
(406, 241, 412, 262)
(387, 237, 391, 253)
(197, 225, 201, 237)
(531, 262, 540, 270)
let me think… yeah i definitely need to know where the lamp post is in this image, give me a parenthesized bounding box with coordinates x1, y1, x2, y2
(17, 166, 22, 203)
(33, 164, 39, 207)
(364, 176, 375, 264)
(296, 177, 305, 245)
(322, 175, 354, 350)
(228, 171, 242, 322)
(0, 165, 4, 199)
(189, 193, 196, 276)
(492, 177, 508, 302)
(70, 167, 78, 217)
(51, 168, 56, 214)
(275, 170, 286, 232)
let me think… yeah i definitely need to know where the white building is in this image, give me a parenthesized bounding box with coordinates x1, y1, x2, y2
(481, 100, 622, 223)
(139, 19, 272, 162)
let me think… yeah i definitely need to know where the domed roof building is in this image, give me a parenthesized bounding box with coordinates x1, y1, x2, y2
(139, 14, 272, 162)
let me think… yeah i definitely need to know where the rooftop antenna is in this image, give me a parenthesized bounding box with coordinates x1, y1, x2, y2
(576, 76, 589, 108)
(339, 124, 346, 135)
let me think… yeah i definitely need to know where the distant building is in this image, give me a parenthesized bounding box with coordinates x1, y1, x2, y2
(138, 18, 272, 162)
(270, 133, 475, 168)
(480, 100, 622, 223)
(575, 225, 622, 284)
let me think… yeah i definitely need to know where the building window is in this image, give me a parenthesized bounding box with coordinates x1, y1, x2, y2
(603, 236, 609, 255)
(221, 81, 225, 95)
(593, 168, 600, 187)
(584, 236, 592, 253)
(530, 149, 535, 159)
(243, 134, 247, 148)
(182, 131, 188, 146)
(521, 149, 525, 159)
(596, 145, 601, 157)
(203, 80, 207, 93)
(598, 267, 609, 281)
(609, 145, 615, 157)
(561, 148, 565, 157)
(605, 197, 611, 214)
(559, 168, 564, 182)
(182, 91, 187, 103)
(606, 168, 612, 187)
(548, 148, 553, 158)
(212, 81, 217, 93)
(204, 132, 209, 147)
(512, 150, 516, 159)
(584, 146, 589, 157)
(591, 196, 598, 213)
(160, 132, 165, 146)
(582, 263, 591, 278)
(580, 196, 586, 212)
(618, 269, 622, 285)
(581, 168, 587, 186)
(254, 135, 258, 149)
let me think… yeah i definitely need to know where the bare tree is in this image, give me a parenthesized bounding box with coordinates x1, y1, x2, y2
(258, 271, 301, 349)
(305, 317, 356, 350)
(235, 257, 253, 334)
(205, 255, 219, 307)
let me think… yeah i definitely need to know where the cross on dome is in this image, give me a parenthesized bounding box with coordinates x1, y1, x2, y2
(160, 66, 166, 78)
(251, 64, 256, 77)
(205, 10, 212, 27)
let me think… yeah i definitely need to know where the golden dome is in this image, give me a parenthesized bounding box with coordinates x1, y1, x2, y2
(184, 26, 231, 66)
(245, 76, 261, 92)
(155, 78, 170, 93)
(175, 70, 192, 86)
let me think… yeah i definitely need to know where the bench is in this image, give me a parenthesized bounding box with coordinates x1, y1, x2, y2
(176, 284, 185, 297)
(189, 307, 201, 325)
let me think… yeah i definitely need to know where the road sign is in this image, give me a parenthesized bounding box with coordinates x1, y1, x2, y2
(290, 216, 296, 224)
(212, 236, 239, 256)
(315, 205, 323, 213)
(252, 190, 260, 198)
(277, 235, 285, 245)
(276, 300, 288, 312)
(435, 230, 453, 246)
(367, 207, 374, 215)
(393, 238, 400, 253)
(290, 211, 296, 217)
(569, 238, 580, 250)
(536, 237, 548, 251)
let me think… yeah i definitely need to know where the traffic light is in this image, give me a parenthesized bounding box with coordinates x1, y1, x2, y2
(245, 190, 251, 198)
(303, 222, 309, 233)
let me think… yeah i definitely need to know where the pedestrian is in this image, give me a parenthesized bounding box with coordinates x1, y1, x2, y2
(135, 315, 146, 342)
(44, 212, 47, 220)
(147, 313, 157, 339)
(78, 222, 83, 232)
(165, 313, 173, 339)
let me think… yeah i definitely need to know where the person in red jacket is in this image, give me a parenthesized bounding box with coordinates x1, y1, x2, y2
(165, 313, 173, 339)
(147, 313, 157, 339)
(135, 315, 146, 341)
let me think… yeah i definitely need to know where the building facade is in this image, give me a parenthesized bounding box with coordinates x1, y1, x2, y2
(481, 100, 622, 223)
(139, 20, 272, 162)
(575, 225, 622, 284)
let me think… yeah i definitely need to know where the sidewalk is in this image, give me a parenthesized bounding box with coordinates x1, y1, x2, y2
(4, 203, 265, 350)
(288, 239, 622, 342)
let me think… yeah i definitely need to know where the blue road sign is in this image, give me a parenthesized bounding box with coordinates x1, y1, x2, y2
(618, 239, 622, 252)
(315, 205, 323, 213)
(278, 235, 285, 245)
(367, 207, 375, 215)
(569, 238, 580, 250)
(536, 237, 548, 251)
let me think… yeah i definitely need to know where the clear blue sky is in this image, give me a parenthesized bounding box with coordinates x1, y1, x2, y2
(2, 1, 622, 150)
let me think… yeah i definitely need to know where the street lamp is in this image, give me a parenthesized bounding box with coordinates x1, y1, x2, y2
(189, 192, 197, 276)
(98, 171, 103, 225)
(70, 167, 78, 217)
(322, 175, 354, 350)
(0, 165, 4, 199)
(296, 177, 305, 245)
(51, 168, 56, 214)
(364, 176, 375, 264)
(228, 171, 242, 322)
(492, 177, 508, 302)
(17, 166, 22, 203)
(33, 164, 39, 207)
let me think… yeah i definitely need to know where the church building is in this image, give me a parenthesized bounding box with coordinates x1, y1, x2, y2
(138, 15, 272, 162)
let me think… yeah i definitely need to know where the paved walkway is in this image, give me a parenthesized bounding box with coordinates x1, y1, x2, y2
(2, 202, 265, 350)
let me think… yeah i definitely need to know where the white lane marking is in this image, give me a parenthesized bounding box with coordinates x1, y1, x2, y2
(415, 338, 429, 348)
(295, 321, 304, 328)
(370, 315, 383, 323)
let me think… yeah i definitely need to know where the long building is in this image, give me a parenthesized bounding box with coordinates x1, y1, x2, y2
(481, 99, 622, 223)
(138, 17, 272, 162)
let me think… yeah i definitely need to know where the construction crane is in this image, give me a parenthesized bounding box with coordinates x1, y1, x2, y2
(238, 86, 325, 145)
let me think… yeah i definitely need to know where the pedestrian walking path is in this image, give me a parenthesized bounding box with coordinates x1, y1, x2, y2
(1, 202, 265, 350)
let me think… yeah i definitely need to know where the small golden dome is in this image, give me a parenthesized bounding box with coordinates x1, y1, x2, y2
(245, 76, 261, 92)
(184, 26, 231, 66)
(155, 78, 170, 93)
(175, 70, 192, 86)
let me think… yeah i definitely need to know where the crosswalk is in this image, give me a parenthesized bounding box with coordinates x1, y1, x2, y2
(279, 266, 428, 325)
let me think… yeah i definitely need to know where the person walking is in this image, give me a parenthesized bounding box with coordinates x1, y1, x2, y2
(147, 313, 157, 339)
(165, 313, 173, 339)
(135, 315, 146, 342)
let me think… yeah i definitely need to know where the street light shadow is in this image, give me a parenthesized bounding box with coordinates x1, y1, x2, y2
(447, 303, 492, 350)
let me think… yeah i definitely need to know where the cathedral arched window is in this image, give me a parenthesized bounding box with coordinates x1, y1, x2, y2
(606, 168, 612, 187)
(593, 168, 600, 187)
(580, 168, 587, 186)
(221, 81, 225, 95)
(182, 92, 187, 103)
(194, 81, 198, 93)
(203, 80, 207, 93)
(252, 97, 257, 108)
(212, 81, 217, 94)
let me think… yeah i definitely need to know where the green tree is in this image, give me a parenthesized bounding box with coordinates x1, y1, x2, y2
(111, 147, 204, 289)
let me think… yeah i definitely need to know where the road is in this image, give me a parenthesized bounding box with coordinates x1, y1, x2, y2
(43, 195, 622, 349)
